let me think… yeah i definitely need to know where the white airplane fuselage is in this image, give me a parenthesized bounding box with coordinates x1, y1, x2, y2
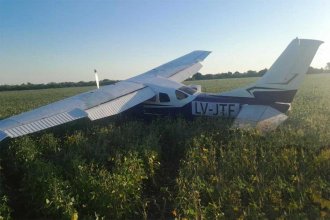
(140, 84, 292, 119)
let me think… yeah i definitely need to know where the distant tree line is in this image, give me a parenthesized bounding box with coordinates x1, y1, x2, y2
(307, 66, 329, 74)
(0, 79, 117, 92)
(188, 66, 329, 81)
(188, 68, 268, 81)
(0, 66, 328, 91)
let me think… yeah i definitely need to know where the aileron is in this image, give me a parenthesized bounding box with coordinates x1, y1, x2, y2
(1, 108, 88, 139)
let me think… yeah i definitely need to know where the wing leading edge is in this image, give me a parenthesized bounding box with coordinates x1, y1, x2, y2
(130, 50, 211, 82)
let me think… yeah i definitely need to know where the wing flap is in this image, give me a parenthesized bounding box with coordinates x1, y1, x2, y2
(233, 105, 288, 132)
(169, 63, 203, 82)
(86, 87, 155, 120)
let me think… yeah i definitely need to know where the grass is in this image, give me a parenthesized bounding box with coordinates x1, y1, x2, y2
(185, 77, 259, 93)
(0, 86, 93, 119)
(0, 74, 329, 219)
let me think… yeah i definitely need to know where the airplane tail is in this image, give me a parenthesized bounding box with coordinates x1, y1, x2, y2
(248, 38, 323, 103)
(220, 38, 323, 104)
(222, 38, 323, 131)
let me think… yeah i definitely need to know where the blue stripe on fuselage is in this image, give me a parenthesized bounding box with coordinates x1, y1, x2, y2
(194, 93, 290, 112)
(194, 93, 257, 104)
(140, 93, 291, 118)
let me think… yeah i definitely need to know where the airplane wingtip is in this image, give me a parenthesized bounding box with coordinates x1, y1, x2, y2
(194, 50, 212, 54)
(293, 37, 324, 45)
(192, 50, 212, 62)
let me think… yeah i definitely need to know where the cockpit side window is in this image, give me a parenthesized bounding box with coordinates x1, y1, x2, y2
(179, 86, 196, 95)
(159, 93, 170, 102)
(175, 90, 188, 100)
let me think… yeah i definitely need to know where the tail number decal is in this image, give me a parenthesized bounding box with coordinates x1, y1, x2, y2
(192, 101, 239, 117)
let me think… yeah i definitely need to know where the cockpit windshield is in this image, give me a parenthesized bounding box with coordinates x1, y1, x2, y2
(175, 90, 188, 100)
(178, 86, 197, 95)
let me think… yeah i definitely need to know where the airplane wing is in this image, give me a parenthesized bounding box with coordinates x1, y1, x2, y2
(0, 81, 155, 141)
(130, 50, 211, 82)
(0, 50, 211, 141)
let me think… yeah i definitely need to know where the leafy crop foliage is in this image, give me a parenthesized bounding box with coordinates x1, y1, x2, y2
(0, 74, 329, 219)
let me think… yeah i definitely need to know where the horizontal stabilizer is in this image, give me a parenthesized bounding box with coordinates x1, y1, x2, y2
(233, 105, 288, 132)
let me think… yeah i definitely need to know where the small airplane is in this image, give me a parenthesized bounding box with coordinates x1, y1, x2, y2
(0, 38, 323, 142)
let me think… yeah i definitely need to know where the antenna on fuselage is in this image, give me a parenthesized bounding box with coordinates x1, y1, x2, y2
(94, 69, 100, 89)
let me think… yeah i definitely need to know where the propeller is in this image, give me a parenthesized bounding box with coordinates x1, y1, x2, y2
(94, 69, 100, 89)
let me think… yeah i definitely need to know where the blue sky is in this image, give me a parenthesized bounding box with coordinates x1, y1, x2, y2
(0, 0, 329, 84)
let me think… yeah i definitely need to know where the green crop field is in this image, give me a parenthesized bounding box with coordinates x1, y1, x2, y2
(0, 74, 329, 219)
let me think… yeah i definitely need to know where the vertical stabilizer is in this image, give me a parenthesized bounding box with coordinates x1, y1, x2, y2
(254, 38, 323, 91)
(220, 38, 323, 104)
